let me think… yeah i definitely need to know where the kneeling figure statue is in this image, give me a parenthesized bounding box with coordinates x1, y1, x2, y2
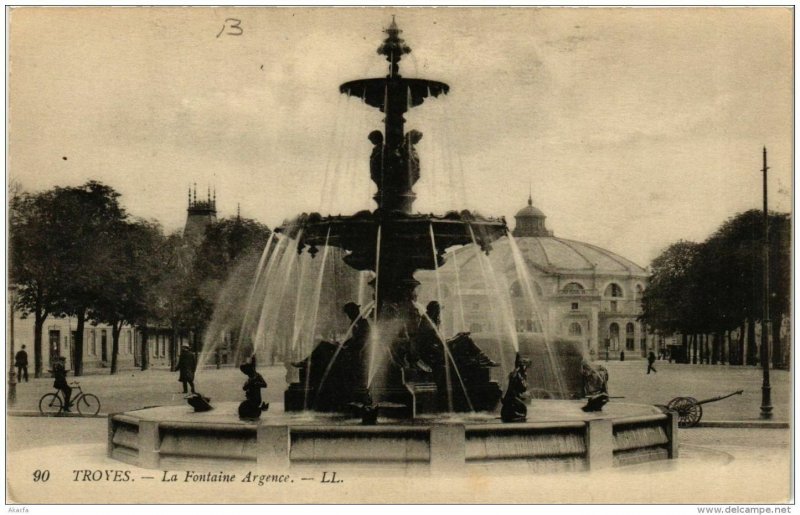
(501, 353, 531, 423)
(239, 359, 269, 420)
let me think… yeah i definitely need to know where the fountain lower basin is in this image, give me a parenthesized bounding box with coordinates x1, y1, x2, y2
(108, 401, 677, 473)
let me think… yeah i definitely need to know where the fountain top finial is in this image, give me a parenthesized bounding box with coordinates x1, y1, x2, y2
(378, 16, 411, 64)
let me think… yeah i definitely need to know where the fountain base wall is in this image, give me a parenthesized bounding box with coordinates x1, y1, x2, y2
(108, 401, 678, 473)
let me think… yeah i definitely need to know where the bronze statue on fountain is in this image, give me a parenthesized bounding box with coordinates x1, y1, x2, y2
(282, 18, 508, 416)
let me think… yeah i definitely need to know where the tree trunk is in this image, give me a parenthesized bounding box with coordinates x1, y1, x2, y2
(73, 310, 86, 376)
(33, 307, 46, 378)
(691, 334, 697, 364)
(169, 323, 178, 371)
(737, 323, 745, 365)
(110, 321, 122, 374)
(140, 324, 149, 371)
(722, 330, 730, 364)
(772, 316, 783, 368)
(711, 333, 720, 364)
(701, 334, 706, 363)
(681, 333, 689, 363)
(746, 318, 757, 366)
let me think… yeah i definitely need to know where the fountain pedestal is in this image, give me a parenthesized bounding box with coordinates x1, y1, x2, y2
(108, 401, 679, 472)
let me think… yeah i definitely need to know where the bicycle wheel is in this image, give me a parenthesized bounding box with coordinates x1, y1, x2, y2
(77, 394, 101, 416)
(39, 393, 62, 415)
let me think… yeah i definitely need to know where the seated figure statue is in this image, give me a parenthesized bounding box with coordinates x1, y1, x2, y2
(501, 353, 531, 422)
(402, 130, 423, 186)
(581, 360, 610, 412)
(368, 130, 384, 187)
(414, 301, 445, 370)
(291, 302, 370, 406)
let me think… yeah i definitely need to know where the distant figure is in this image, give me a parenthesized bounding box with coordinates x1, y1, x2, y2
(15, 345, 28, 383)
(52, 357, 72, 411)
(177, 344, 197, 394)
(501, 353, 531, 423)
(647, 351, 657, 374)
(581, 361, 609, 412)
(238, 360, 268, 420)
(620, 350, 625, 361)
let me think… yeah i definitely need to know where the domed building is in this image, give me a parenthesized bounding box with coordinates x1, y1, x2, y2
(416, 196, 649, 359)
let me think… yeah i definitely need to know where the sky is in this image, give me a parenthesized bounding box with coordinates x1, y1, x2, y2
(8, 7, 793, 267)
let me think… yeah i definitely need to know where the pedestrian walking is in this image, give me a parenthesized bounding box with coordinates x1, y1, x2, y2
(647, 351, 657, 374)
(177, 344, 197, 394)
(15, 345, 28, 382)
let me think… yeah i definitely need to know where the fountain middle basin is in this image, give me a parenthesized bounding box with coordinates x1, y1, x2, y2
(108, 400, 677, 473)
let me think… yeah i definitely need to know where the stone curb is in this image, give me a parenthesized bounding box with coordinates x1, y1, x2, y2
(693, 420, 790, 429)
(6, 410, 790, 429)
(7, 409, 106, 418)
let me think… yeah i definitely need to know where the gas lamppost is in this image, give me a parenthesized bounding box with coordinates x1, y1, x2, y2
(760, 147, 773, 419)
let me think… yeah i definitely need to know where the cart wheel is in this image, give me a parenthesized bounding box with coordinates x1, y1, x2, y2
(77, 394, 101, 416)
(39, 393, 63, 415)
(667, 396, 702, 427)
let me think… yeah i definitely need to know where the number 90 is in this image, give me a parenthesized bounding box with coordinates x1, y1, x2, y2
(33, 469, 50, 482)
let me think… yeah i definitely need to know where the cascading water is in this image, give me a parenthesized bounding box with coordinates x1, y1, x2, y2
(507, 234, 568, 397)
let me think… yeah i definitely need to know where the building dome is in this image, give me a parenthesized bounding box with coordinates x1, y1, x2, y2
(515, 201, 545, 219)
(418, 196, 649, 362)
(513, 194, 552, 237)
(507, 237, 647, 275)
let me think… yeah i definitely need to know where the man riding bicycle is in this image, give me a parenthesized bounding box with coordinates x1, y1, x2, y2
(52, 357, 72, 411)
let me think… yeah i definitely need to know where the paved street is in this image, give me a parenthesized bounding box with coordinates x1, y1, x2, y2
(7, 358, 791, 421)
(5, 415, 791, 504)
(598, 359, 791, 422)
(6, 360, 791, 504)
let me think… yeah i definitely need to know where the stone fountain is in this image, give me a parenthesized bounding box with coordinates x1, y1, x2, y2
(108, 19, 678, 474)
(281, 17, 507, 416)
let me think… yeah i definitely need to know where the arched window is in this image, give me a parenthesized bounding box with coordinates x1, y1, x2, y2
(626, 322, 635, 351)
(604, 283, 623, 297)
(568, 322, 582, 337)
(562, 282, 585, 295)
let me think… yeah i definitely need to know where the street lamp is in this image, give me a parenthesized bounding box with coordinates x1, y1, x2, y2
(760, 147, 772, 419)
(8, 284, 18, 406)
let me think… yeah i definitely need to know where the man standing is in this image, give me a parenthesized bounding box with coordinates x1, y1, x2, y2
(15, 345, 28, 383)
(177, 344, 197, 394)
(647, 351, 657, 374)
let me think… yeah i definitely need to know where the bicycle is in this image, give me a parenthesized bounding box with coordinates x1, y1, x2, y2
(38, 382, 101, 416)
